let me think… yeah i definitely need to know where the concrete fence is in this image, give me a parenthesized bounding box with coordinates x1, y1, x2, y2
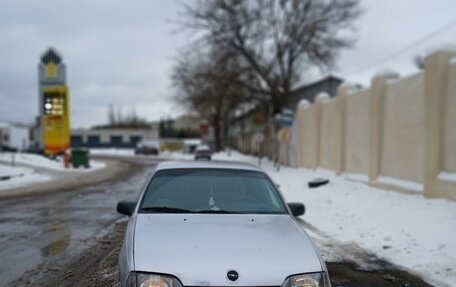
(294, 50, 456, 200)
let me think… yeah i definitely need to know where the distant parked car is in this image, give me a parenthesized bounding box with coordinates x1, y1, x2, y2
(194, 144, 212, 160)
(135, 140, 160, 156)
(116, 160, 330, 287)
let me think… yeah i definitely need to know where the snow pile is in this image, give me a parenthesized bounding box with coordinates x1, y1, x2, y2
(210, 151, 456, 287)
(0, 163, 50, 190)
(298, 99, 311, 109)
(343, 172, 369, 182)
(183, 138, 202, 145)
(315, 92, 331, 102)
(377, 176, 424, 193)
(439, 171, 456, 183)
(159, 151, 194, 161)
(0, 153, 105, 171)
(0, 153, 61, 169)
(90, 148, 135, 157)
(0, 163, 25, 179)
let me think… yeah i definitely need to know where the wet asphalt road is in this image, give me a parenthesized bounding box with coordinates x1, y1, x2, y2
(0, 156, 435, 287)
(0, 157, 158, 286)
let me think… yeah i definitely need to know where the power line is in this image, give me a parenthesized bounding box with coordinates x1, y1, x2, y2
(342, 17, 456, 77)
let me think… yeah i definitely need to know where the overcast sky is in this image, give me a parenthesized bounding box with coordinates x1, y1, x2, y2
(1, 0, 456, 128)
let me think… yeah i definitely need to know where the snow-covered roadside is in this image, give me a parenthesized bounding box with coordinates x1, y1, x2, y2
(0, 152, 106, 192)
(89, 148, 194, 160)
(162, 150, 456, 287)
(90, 148, 135, 157)
(159, 151, 194, 161)
(0, 163, 50, 190)
(0, 153, 105, 171)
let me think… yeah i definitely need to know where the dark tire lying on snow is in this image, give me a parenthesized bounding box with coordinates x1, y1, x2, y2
(308, 178, 330, 188)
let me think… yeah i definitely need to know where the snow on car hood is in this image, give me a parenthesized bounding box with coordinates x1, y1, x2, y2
(134, 214, 323, 286)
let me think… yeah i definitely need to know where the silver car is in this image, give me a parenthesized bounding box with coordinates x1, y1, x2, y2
(117, 160, 331, 287)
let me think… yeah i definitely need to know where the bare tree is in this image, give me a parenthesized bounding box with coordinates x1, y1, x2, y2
(108, 104, 116, 125)
(181, 0, 361, 113)
(100, 105, 150, 129)
(172, 47, 252, 150)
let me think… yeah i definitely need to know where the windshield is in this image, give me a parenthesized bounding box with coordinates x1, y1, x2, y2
(139, 168, 287, 214)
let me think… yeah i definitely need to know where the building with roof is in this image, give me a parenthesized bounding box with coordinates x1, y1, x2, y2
(71, 126, 159, 149)
(286, 75, 343, 107)
(230, 75, 343, 156)
(0, 122, 30, 151)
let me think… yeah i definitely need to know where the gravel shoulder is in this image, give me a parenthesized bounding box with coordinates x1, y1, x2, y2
(19, 220, 127, 287)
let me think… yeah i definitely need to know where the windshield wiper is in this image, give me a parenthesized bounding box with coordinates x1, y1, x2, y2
(195, 210, 240, 214)
(139, 206, 195, 213)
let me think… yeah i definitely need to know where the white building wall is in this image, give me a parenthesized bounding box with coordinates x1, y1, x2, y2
(0, 123, 30, 150)
(10, 127, 29, 150)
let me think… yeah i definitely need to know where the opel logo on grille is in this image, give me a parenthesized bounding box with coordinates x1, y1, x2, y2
(227, 270, 239, 281)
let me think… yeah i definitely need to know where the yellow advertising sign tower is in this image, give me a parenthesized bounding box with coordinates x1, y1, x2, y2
(39, 48, 71, 155)
(42, 86, 70, 154)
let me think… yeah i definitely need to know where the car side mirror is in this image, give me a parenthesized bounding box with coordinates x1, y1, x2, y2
(117, 201, 136, 216)
(288, 203, 305, 217)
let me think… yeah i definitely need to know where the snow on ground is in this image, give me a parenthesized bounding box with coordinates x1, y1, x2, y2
(439, 171, 456, 183)
(0, 163, 50, 191)
(0, 151, 107, 191)
(0, 153, 105, 171)
(89, 148, 195, 159)
(90, 148, 135, 157)
(377, 175, 424, 193)
(162, 150, 456, 287)
(159, 151, 194, 160)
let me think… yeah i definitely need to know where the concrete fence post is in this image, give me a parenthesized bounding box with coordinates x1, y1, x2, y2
(312, 100, 320, 170)
(369, 73, 399, 182)
(315, 93, 330, 170)
(295, 100, 309, 167)
(424, 50, 456, 198)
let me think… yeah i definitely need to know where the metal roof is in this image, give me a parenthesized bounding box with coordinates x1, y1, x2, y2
(155, 160, 262, 172)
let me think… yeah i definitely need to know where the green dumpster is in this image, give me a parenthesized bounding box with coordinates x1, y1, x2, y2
(71, 149, 90, 168)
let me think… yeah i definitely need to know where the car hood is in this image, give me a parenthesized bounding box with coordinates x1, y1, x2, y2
(134, 214, 323, 286)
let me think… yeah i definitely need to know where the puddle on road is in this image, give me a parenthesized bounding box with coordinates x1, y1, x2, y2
(1, 219, 73, 285)
(42, 233, 70, 257)
(0, 164, 152, 286)
(45, 223, 65, 233)
(0, 242, 42, 286)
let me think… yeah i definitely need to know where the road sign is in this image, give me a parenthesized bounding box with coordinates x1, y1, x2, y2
(281, 107, 294, 116)
(276, 107, 294, 127)
(254, 132, 265, 143)
(277, 128, 291, 142)
(278, 116, 293, 127)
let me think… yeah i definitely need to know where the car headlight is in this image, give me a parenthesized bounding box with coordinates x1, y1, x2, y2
(282, 273, 330, 287)
(126, 272, 183, 287)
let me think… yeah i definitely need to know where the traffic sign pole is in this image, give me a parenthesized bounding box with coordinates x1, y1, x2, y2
(254, 132, 265, 166)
